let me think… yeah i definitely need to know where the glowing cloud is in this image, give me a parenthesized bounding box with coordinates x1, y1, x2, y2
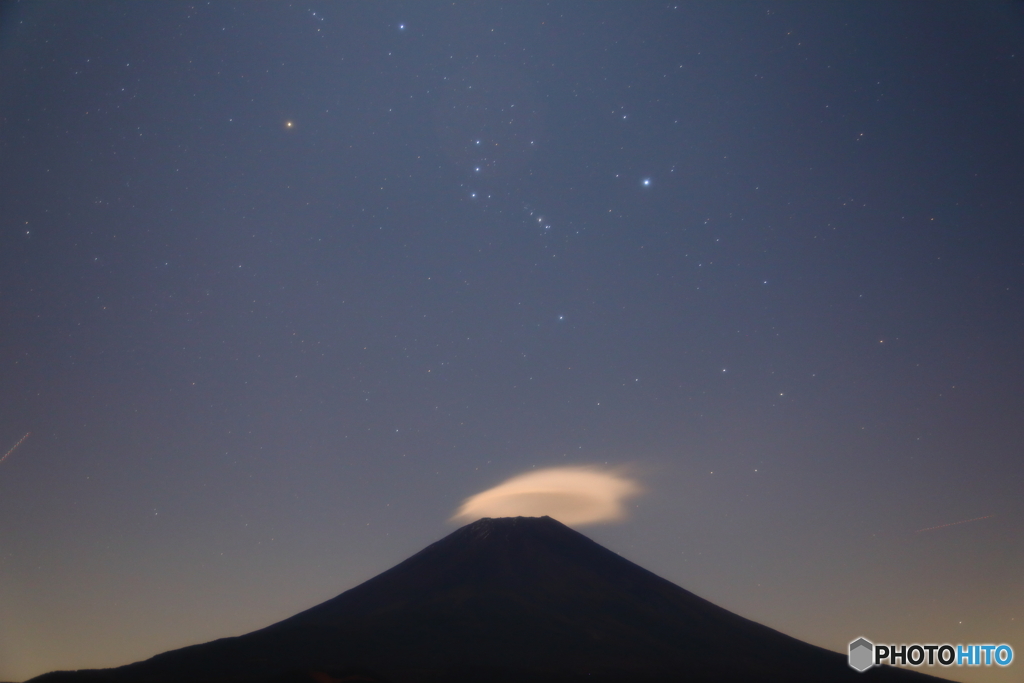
(451, 465, 642, 527)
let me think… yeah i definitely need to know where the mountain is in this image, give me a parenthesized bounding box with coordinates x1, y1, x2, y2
(29, 516, 950, 683)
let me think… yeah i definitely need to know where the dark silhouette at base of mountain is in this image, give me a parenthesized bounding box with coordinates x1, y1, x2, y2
(28, 516, 952, 683)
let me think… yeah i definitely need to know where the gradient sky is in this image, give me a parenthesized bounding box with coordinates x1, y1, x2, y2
(1, 2, 1022, 682)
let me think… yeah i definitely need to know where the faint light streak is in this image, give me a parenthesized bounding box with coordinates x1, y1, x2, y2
(451, 465, 642, 527)
(914, 514, 995, 533)
(0, 432, 30, 465)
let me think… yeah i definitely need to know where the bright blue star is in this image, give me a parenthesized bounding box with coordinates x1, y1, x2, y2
(642, 178, 651, 187)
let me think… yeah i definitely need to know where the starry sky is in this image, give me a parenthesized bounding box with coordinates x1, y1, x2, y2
(1, 2, 1022, 682)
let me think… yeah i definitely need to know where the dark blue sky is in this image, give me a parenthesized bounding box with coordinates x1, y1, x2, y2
(1, 3, 1022, 682)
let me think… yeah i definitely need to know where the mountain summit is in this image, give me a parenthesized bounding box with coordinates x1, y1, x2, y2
(32, 517, 945, 683)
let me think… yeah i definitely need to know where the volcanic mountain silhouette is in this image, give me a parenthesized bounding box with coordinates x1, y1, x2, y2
(32, 517, 948, 683)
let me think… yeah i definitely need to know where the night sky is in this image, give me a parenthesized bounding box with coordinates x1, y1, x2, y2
(1, 2, 1023, 682)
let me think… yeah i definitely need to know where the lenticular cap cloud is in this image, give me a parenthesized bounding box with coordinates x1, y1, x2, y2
(451, 465, 642, 527)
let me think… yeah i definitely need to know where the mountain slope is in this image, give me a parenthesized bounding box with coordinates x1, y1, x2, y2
(30, 517, 951, 683)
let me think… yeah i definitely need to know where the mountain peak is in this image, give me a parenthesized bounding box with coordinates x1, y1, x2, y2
(460, 513, 559, 532)
(449, 514, 561, 542)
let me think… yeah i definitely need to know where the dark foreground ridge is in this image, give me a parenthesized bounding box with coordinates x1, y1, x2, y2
(30, 516, 950, 683)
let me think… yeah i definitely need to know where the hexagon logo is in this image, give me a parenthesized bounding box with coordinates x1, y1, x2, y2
(849, 637, 875, 672)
